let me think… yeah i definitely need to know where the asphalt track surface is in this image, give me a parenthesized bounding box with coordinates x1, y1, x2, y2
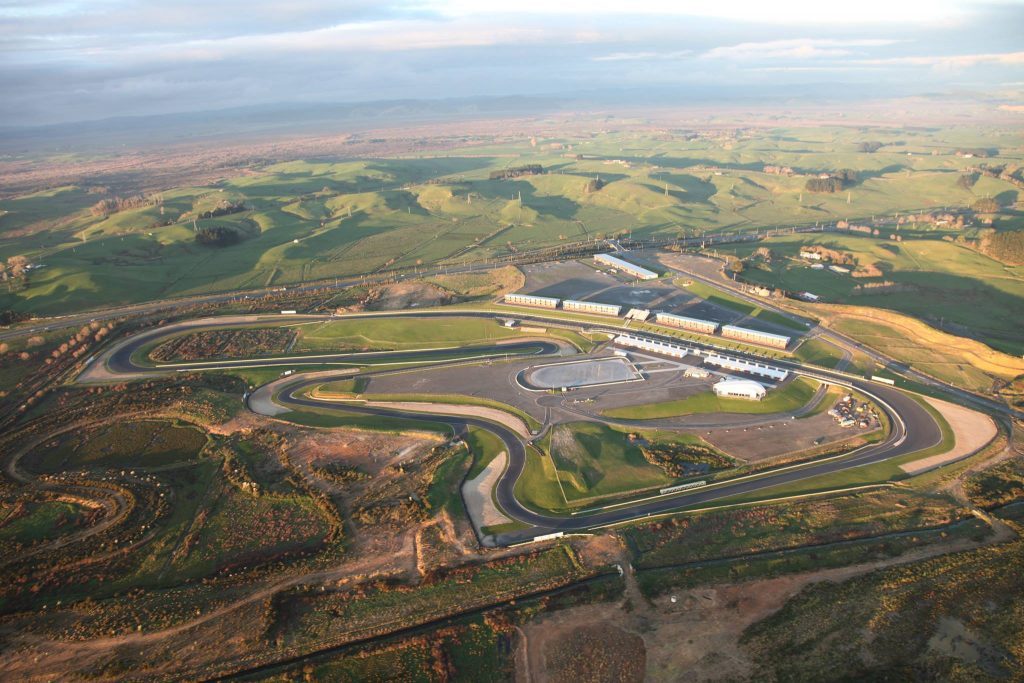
(90, 311, 943, 546)
(102, 314, 558, 376)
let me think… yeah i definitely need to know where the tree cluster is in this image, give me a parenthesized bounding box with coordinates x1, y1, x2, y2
(979, 229, 1024, 265)
(1, 255, 30, 291)
(972, 198, 1001, 214)
(197, 200, 245, 220)
(195, 226, 242, 247)
(89, 194, 161, 217)
(805, 177, 844, 193)
(956, 173, 980, 190)
(805, 169, 857, 193)
(0, 310, 30, 326)
(856, 141, 883, 153)
(488, 164, 542, 180)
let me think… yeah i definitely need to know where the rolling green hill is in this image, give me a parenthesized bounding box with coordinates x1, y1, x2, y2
(2, 125, 1022, 316)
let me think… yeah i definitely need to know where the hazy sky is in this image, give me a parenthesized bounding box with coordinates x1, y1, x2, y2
(1, 0, 1022, 126)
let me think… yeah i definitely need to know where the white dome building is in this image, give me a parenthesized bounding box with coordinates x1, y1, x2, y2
(713, 378, 766, 401)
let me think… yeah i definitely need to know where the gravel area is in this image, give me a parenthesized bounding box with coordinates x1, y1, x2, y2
(461, 451, 512, 536)
(900, 397, 998, 475)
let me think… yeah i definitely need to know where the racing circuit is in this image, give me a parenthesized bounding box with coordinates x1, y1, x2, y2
(82, 310, 946, 546)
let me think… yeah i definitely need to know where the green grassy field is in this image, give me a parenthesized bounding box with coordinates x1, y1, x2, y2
(602, 376, 818, 420)
(515, 423, 728, 511)
(3, 126, 1022, 316)
(792, 337, 843, 368)
(514, 447, 569, 513)
(720, 233, 1024, 354)
(295, 316, 521, 351)
(545, 422, 673, 502)
(464, 426, 507, 480)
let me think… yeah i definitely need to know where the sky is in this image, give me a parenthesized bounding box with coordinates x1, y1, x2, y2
(1, 0, 1022, 126)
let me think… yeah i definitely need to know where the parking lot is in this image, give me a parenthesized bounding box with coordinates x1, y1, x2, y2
(518, 260, 746, 325)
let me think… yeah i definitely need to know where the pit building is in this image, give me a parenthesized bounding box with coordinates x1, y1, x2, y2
(720, 324, 791, 349)
(563, 299, 622, 316)
(654, 312, 719, 335)
(594, 253, 658, 280)
(504, 293, 560, 309)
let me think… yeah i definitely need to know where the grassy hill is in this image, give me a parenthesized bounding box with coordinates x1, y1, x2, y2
(721, 233, 1024, 354)
(2, 125, 1022, 315)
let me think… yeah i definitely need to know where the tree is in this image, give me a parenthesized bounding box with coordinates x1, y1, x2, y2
(957, 173, 980, 190)
(6, 255, 28, 279)
(805, 177, 844, 193)
(979, 229, 1024, 265)
(972, 197, 1000, 214)
(857, 141, 883, 153)
(195, 226, 241, 247)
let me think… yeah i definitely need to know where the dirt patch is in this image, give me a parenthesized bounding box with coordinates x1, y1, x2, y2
(365, 282, 452, 311)
(519, 517, 1012, 683)
(543, 623, 645, 683)
(927, 616, 1010, 677)
(461, 451, 512, 534)
(288, 427, 436, 479)
(427, 266, 525, 297)
(150, 327, 295, 362)
(900, 397, 998, 475)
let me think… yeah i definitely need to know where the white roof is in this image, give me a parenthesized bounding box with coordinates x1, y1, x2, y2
(594, 253, 657, 278)
(714, 378, 766, 393)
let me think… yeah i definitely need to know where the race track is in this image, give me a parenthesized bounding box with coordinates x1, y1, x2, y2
(83, 311, 944, 546)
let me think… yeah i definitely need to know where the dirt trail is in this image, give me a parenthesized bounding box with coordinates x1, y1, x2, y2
(2, 535, 419, 669)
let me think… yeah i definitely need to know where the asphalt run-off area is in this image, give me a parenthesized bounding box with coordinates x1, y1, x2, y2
(522, 356, 643, 389)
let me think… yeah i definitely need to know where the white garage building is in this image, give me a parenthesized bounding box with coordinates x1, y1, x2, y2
(712, 378, 767, 400)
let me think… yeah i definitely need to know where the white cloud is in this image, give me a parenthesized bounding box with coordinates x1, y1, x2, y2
(592, 50, 692, 62)
(425, 0, 969, 24)
(855, 51, 1024, 70)
(73, 18, 563, 63)
(703, 38, 900, 61)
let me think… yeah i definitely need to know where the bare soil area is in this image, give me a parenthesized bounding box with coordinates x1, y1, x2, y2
(288, 425, 438, 478)
(365, 282, 452, 311)
(542, 623, 646, 683)
(519, 516, 1012, 682)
